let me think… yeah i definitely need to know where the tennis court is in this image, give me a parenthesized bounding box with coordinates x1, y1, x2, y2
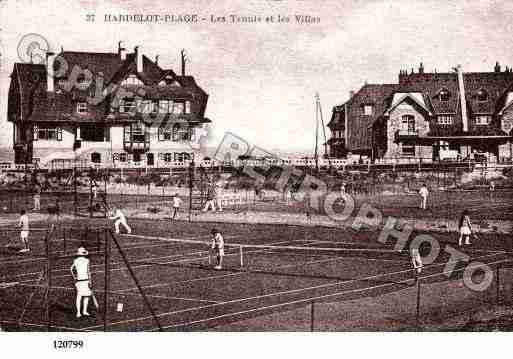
(1, 219, 511, 331)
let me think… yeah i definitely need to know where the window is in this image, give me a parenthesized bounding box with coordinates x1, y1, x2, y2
(91, 152, 101, 163)
(33, 125, 62, 141)
(158, 123, 173, 141)
(185, 101, 191, 114)
(159, 100, 170, 113)
(363, 105, 373, 116)
(159, 153, 173, 162)
(77, 75, 91, 90)
(402, 145, 415, 156)
(172, 101, 185, 114)
(80, 125, 105, 142)
(439, 88, 450, 102)
(131, 122, 146, 142)
(121, 74, 143, 86)
(77, 102, 88, 114)
(437, 115, 454, 125)
(140, 100, 154, 114)
(475, 115, 491, 125)
(119, 153, 127, 162)
(401, 115, 416, 132)
(120, 99, 137, 113)
(174, 152, 191, 161)
(477, 89, 489, 102)
(133, 153, 141, 162)
(172, 124, 191, 141)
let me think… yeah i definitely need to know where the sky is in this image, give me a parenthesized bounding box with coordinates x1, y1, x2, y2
(2, 0, 513, 156)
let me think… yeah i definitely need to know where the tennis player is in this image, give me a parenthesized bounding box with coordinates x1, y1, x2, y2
(210, 228, 224, 270)
(18, 210, 30, 253)
(171, 193, 182, 220)
(70, 247, 98, 318)
(458, 209, 473, 246)
(419, 184, 429, 210)
(110, 207, 132, 234)
(410, 247, 423, 275)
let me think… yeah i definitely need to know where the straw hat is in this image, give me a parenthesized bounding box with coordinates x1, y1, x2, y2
(76, 247, 89, 256)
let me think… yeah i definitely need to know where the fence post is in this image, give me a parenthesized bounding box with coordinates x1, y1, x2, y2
(45, 228, 52, 331)
(416, 279, 421, 330)
(103, 228, 111, 332)
(240, 246, 244, 268)
(310, 301, 315, 332)
(496, 266, 500, 304)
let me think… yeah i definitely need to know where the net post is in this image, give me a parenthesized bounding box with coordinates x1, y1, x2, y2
(496, 265, 500, 304)
(310, 301, 315, 332)
(188, 161, 194, 223)
(239, 246, 244, 268)
(103, 228, 111, 332)
(415, 278, 421, 330)
(63, 226, 67, 255)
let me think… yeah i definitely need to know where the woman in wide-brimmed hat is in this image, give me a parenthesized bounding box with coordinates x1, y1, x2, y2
(70, 247, 98, 318)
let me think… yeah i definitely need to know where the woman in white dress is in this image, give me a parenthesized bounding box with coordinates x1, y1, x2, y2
(458, 210, 473, 246)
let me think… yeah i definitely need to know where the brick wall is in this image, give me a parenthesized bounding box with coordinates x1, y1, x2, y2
(500, 106, 513, 160)
(384, 102, 432, 160)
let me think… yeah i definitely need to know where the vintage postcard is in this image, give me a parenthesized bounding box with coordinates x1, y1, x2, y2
(0, 0, 512, 356)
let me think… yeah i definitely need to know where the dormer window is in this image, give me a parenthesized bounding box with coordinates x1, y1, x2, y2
(477, 89, 489, 102)
(77, 102, 88, 114)
(122, 74, 144, 86)
(77, 76, 91, 90)
(439, 88, 450, 102)
(363, 105, 373, 116)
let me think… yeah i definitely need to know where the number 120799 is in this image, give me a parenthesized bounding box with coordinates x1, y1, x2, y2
(53, 340, 84, 349)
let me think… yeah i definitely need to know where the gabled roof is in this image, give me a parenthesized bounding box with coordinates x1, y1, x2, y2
(384, 92, 432, 116)
(9, 47, 210, 124)
(57, 51, 124, 83)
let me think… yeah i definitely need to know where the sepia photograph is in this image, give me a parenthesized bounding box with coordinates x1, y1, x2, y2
(0, 0, 512, 356)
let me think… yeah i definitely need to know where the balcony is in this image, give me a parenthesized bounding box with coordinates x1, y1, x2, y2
(124, 132, 150, 152)
(394, 129, 418, 143)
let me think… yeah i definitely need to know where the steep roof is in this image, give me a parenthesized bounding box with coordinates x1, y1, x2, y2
(345, 83, 398, 151)
(9, 49, 209, 124)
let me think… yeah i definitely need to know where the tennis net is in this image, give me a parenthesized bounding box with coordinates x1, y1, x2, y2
(117, 233, 413, 279)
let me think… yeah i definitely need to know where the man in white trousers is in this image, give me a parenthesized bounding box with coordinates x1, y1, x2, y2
(110, 207, 132, 234)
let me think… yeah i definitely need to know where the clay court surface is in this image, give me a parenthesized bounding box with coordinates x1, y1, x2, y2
(2, 187, 513, 221)
(1, 218, 512, 331)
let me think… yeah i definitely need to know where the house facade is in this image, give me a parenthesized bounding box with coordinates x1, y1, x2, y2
(8, 43, 210, 167)
(329, 63, 513, 162)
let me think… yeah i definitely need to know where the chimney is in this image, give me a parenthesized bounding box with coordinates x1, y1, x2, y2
(155, 55, 159, 66)
(135, 45, 143, 73)
(118, 41, 127, 60)
(419, 62, 424, 74)
(180, 49, 186, 76)
(349, 90, 355, 99)
(456, 65, 469, 132)
(494, 61, 501, 73)
(46, 51, 56, 92)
